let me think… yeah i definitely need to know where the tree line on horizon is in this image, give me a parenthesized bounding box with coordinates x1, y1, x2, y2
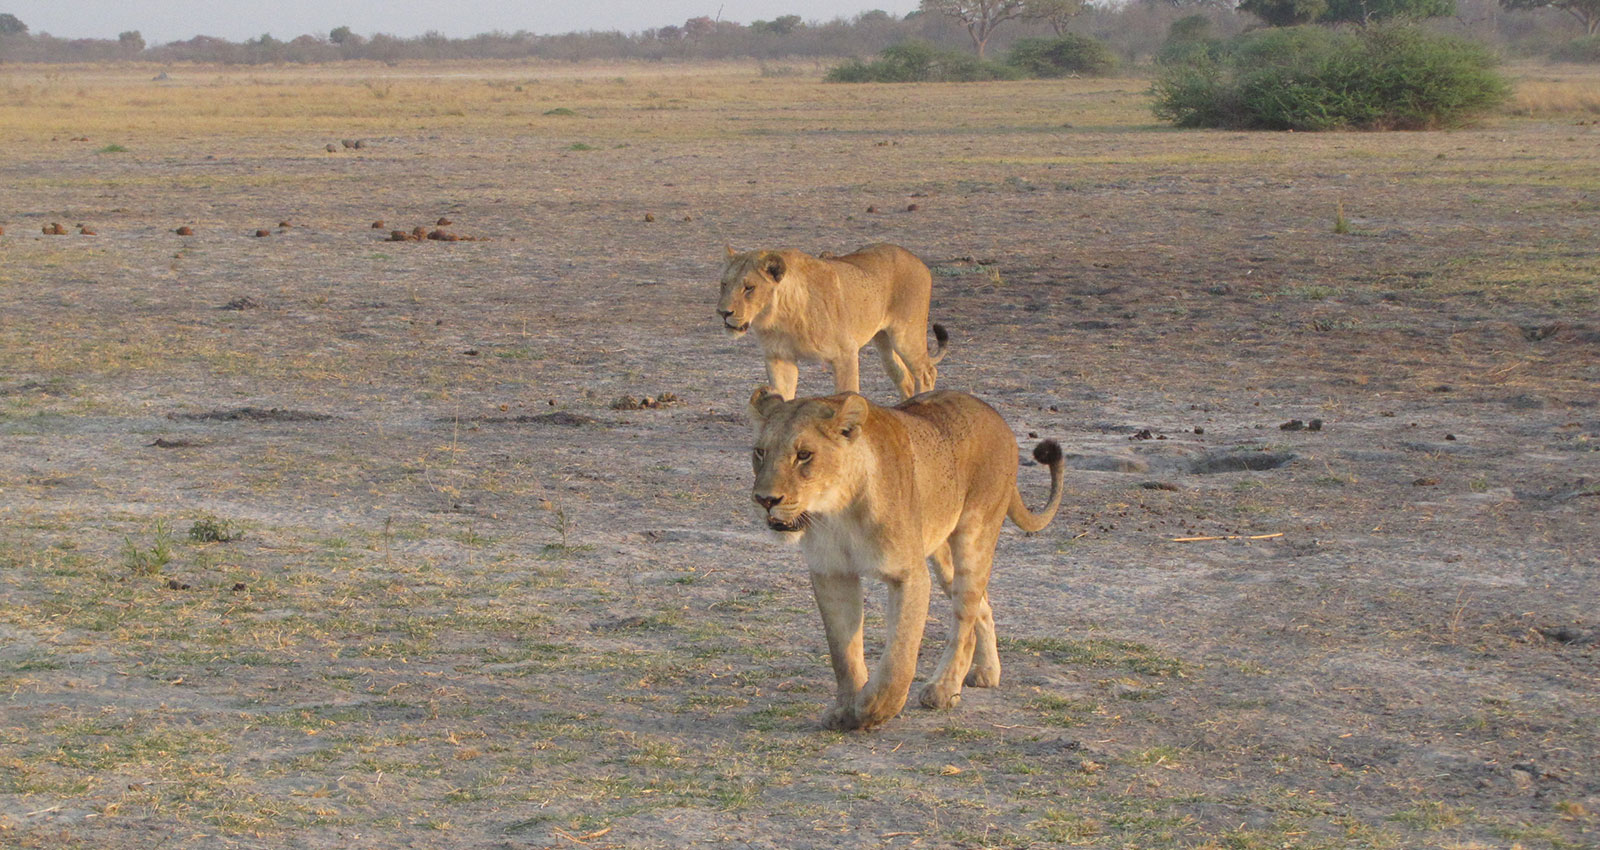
(0, 0, 1594, 67)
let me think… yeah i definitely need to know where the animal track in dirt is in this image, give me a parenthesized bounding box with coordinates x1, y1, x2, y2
(169, 407, 333, 422)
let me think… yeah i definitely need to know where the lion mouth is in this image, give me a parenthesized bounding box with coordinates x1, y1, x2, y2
(766, 512, 810, 533)
(724, 320, 750, 335)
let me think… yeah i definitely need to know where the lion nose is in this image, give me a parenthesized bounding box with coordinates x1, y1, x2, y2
(717, 309, 733, 320)
(754, 494, 783, 512)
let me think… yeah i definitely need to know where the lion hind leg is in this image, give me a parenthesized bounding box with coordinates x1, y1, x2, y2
(871, 332, 916, 400)
(918, 529, 999, 710)
(964, 594, 1001, 689)
(881, 324, 937, 397)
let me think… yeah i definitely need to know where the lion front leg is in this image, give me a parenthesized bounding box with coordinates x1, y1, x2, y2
(809, 572, 868, 730)
(765, 357, 800, 401)
(844, 563, 930, 730)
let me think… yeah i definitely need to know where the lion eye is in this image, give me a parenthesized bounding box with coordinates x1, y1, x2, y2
(743, 285, 755, 295)
(753, 448, 766, 461)
(795, 450, 813, 463)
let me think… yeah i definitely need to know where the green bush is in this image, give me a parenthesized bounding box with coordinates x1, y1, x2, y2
(826, 40, 1020, 83)
(1551, 36, 1600, 63)
(1152, 24, 1510, 130)
(1005, 35, 1118, 77)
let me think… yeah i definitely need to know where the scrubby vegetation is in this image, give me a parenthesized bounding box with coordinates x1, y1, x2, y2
(1551, 34, 1600, 60)
(1005, 34, 1119, 77)
(826, 40, 1021, 82)
(1152, 24, 1511, 130)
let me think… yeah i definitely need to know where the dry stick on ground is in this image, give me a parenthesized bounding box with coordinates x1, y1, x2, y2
(1171, 532, 1285, 543)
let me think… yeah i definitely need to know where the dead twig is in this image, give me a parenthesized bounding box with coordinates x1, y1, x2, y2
(1171, 532, 1284, 543)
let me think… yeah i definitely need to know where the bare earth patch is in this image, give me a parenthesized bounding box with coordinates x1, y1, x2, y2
(0, 62, 1596, 849)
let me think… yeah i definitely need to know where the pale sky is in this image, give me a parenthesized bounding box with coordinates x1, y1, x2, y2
(2, 1, 921, 45)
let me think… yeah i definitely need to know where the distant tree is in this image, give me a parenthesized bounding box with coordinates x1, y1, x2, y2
(1027, 0, 1088, 34)
(1500, 0, 1600, 34)
(683, 16, 718, 39)
(1318, 0, 1454, 21)
(329, 25, 354, 44)
(1239, 0, 1328, 24)
(765, 14, 804, 34)
(919, 0, 1030, 57)
(118, 30, 144, 53)
(0, 13, 27, 36)
(1168, 13, 1215, 40)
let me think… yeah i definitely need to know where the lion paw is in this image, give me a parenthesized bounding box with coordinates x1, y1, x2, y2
(918, 683, 961, 710)
(965, 668, 1000, 688)
(821, 705, 861, 732)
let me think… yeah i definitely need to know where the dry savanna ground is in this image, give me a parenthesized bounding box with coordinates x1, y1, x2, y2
(1, 60, 1597, 849)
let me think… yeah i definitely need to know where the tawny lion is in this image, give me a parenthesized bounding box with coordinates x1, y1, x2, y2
(747, 387, 1064, 731)
(718, 243, 947, 401)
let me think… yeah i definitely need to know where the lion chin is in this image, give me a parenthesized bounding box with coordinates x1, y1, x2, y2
(723, 321, 750, 337)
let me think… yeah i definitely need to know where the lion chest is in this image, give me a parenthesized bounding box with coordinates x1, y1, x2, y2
(799, 514, 905, 581)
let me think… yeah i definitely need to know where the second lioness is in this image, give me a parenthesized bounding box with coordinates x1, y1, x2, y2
(718, 243, 948, 400)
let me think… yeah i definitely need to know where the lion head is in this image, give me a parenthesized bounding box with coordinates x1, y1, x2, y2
(717, 248, 789, 337)
(747, 387, 870, 535)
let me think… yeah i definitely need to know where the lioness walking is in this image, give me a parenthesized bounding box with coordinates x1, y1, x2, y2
(747, 387, 1064, 731)
(717, 243, 947, 401)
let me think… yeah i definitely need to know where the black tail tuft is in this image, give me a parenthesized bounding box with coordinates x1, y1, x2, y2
(932, 323, 949, 347)
(1033, 439, 1062, 467)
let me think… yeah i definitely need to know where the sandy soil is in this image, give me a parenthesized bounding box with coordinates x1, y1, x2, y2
(0, 64, 1596, 849)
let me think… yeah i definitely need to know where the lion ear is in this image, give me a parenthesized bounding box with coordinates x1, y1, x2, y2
(835, 394, 868, 440)
(762, 253, 786, 283)
(724, 244, 738, 259)
(748, 386, 785, 424)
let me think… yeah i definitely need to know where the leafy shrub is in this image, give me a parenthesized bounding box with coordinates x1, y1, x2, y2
(1152, 24, 1510, 130)
(1551, 36, 1600, 63)
(1005, 35, 1117, 77)
(826, 40, 1020, 83)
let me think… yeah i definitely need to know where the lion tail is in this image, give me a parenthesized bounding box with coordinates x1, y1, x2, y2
(1008, 439, 1063, 534)
(929, 323, 950, 365)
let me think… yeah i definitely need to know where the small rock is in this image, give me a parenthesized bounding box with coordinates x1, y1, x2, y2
(254, 229, 271, 237)
(78, 225, 96, 235)
(231, 582, 247, 592)
(1444, 434, 1457, 441)
(341, 139, 358, 149)
(436, 217, 452, 226)
(1141, 481, 1180, 491)
(643, 213, 654, 222)
(371, 220, 384, 229)
(277, 220, 291, 228)
(166, 578, 191, 590)
(175, 226, 194, 235)
(325, 143, 339, 152)
(463, 349, 480, 356)
(1129, 429, 1154, 441)
(1206, 284, 1232, 296)
(1280, 419, 1305, 431)
(1413, 477, 1440, 487)
(221, 296, 261, 310)
(1307, 418, 1323, 431)
(1193, 426, 1204, 435)
(43, 222, 68, 235)
(866, 205, 878, 213)
(906, 203, 919, 212)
